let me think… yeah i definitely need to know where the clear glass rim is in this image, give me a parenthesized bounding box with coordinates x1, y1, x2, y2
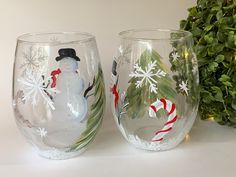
(119, 28, 192, 41)
(17, 31, 96, 44)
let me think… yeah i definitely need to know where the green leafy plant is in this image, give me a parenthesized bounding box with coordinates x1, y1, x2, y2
(69, 67, 105, 151)
(180, 0, 236, 126)
(125, 49, 176, 119)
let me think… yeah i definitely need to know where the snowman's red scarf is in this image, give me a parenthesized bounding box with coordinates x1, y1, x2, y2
(111, 84, 119, 108)
(51, 68, 61, 88)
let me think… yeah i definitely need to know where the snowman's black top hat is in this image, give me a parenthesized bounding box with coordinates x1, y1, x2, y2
(56, 48, 80, 61)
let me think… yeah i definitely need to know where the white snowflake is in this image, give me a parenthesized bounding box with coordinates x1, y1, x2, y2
(171, 51, 180, 62)
(20, 46, 47, 72)
(37, 127, 47, 138)
(18, 68, 59, 110)
(129, 60, 166, 93)
(179, 80, 189, 96)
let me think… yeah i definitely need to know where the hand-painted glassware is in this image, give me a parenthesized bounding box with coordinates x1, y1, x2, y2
(12, 32, 105, 159)
(111, 29, 199, 151)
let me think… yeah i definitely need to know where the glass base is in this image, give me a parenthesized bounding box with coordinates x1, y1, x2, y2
(125, 125, 184, 152)
(135, 125, 161, 140)
(35, 129, 87, 160)
(36, 147, 86, 160)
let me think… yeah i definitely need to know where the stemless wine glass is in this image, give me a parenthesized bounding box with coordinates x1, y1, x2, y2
(12, 32, 105, 159)
(111, 29, 199, 151)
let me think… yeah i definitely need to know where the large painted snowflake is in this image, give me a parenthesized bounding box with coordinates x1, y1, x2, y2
(20, 46, 48, 72)
(18, 68, 59, 110)
(129, 60, 166, 93)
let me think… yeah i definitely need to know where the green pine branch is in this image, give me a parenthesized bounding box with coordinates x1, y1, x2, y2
(125, 49, 177, 119)
(69, 67, 106, 151)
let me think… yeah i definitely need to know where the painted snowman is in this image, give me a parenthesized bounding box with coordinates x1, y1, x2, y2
(52, 48, 87, 122)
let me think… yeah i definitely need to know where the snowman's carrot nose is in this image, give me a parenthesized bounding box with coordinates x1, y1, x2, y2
(51, 68, 61, 88)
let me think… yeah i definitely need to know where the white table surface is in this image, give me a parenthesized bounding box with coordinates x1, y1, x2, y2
(0, 109, 235, 177)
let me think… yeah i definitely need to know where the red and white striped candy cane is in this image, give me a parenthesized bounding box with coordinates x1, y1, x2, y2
(149, 98, 177, 142)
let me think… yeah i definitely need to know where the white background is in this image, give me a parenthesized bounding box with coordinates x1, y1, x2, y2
(0, 0, 236, 177)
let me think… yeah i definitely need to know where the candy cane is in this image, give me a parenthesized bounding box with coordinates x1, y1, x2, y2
(149, 98, 177, 142)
